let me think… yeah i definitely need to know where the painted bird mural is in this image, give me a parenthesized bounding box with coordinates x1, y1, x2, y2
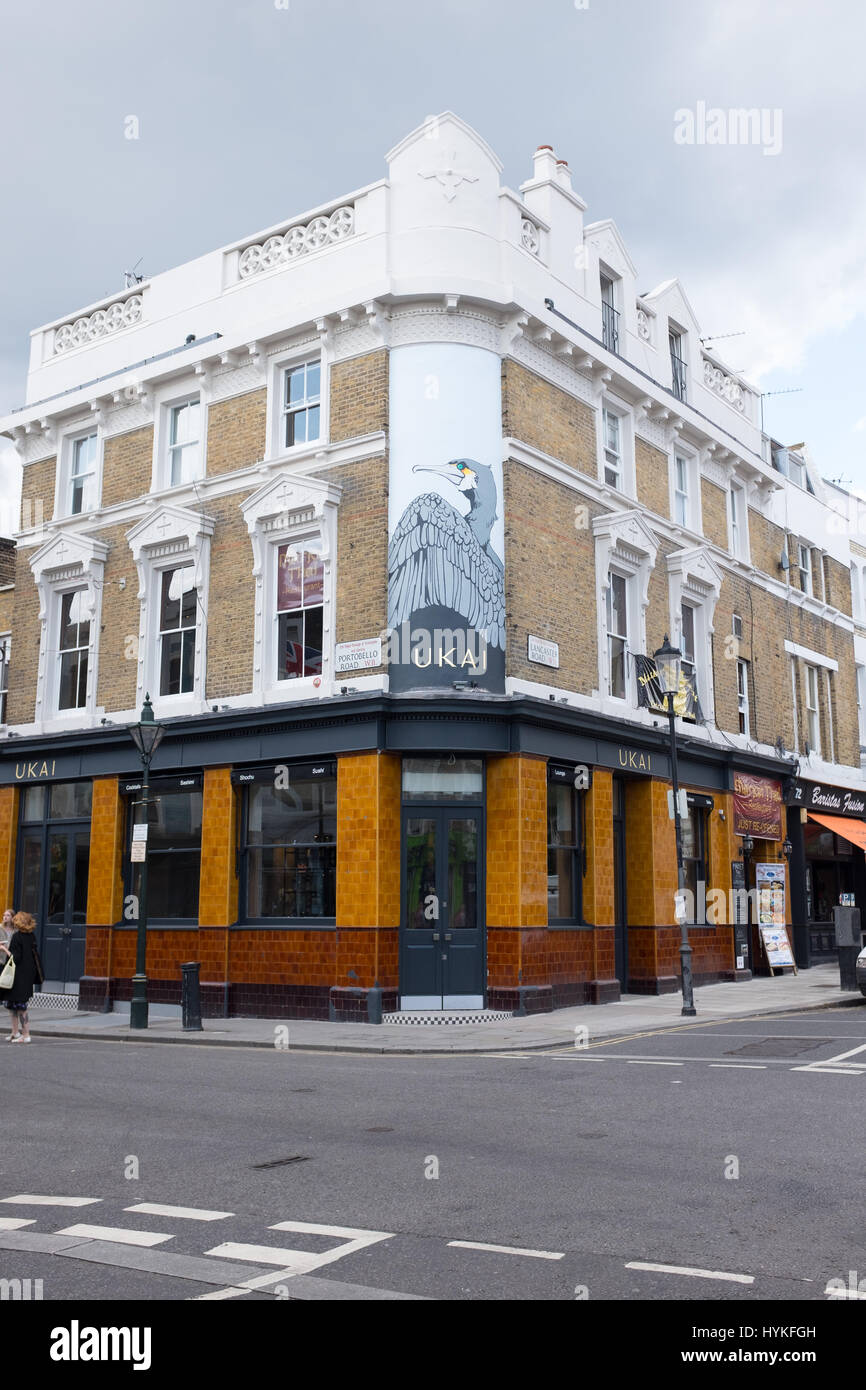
(388, 458, 506, 654)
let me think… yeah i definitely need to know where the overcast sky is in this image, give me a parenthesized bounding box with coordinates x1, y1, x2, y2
(2, 0, 864, 515)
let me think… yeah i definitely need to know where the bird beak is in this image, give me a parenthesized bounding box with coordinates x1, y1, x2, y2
(412, 464, 463, 487)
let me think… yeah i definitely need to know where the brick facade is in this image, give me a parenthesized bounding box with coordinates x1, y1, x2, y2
(206, 390, 267, 476)
(502, 360, 597, 475)
(329, 351, 389, 442)
(102, 429, 153, 508)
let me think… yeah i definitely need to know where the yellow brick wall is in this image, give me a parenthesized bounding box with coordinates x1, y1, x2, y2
(329, 351, 389, 442)
(322, 455, 389, 651)
(206, 390, 267, 475)
(102, 428, 152, 509)
(6, 549, 40, 725)
(204, 493, 256, 700)
(635, 438, 670, 518)
(20, 457, 56, 529)
(502, 360, 597, 476)
(96, 523, 141, 714)
(504, 459, 600, 692)
(701, 478, 728, 549)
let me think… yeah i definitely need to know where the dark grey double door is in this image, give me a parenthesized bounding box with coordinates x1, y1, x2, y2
(401, 808, 484, 1009)
(16, 825, 89, 989)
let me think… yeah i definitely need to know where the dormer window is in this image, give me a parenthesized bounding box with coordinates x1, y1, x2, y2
(600, 274, 619, 354)
(669, 327, 687, 402)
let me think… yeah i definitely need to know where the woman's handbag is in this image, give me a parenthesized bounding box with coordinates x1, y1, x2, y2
(0, 956, 15, 990)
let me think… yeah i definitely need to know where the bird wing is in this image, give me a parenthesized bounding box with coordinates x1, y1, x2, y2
(388, 492, 505, 650)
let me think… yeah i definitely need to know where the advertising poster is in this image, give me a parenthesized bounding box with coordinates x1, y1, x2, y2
(733, 773, 783, 839)
(756, 861, 786, 926)
(387, 343, 505, 694)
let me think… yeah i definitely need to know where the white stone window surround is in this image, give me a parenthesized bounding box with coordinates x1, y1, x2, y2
(241, 471, 341, 702)
(30, 530, 108, 729)
(669, 442, 702, 534)
(597, 392, 635, 499)
(264, 343, 330, 464)
(127, 503, 215, 720)
(728, 475, 750, 562)
(666, 545, 723, 725)
(53, 417, 104, 522)
(150, 379, 208, 493)
(593, 510, 658, 708)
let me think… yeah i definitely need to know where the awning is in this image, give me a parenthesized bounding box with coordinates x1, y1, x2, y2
(807, 811, 866, 852)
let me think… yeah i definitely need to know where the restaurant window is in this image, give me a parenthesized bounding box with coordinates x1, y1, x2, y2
(681, 802, 709, 922)
(547, 777, 584, 924)
(238, 766, 337, 920)
(124, 781, 202, 921)
(276, 541, 324, 680)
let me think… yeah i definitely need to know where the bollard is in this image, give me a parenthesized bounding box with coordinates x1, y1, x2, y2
(833, 907, 862, 992)
(181, 961, 204, 1031)
(367, 981, 383, 1025)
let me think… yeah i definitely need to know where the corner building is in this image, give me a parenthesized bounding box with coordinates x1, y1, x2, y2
(1, 114, 863, 1018)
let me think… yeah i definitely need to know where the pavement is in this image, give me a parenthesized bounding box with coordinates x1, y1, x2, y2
(23, 962, 864, 1052)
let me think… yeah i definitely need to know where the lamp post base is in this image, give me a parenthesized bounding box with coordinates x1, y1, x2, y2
(129, 975, 149, 1030)
(679, 940, 697, 1017)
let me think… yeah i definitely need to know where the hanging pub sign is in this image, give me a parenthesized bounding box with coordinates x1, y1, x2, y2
(785, 779, 866, 818)
(634, 654, 701, 722)
(732, 772, 783, 840)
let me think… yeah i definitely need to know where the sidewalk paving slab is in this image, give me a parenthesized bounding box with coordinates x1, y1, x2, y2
(20, 964, 864, 1055)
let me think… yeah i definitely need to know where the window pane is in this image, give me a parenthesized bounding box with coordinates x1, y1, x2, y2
(547, 784, 575, 845)
(287, 366, 306, 406)
(610, 636, 626, 698)
(681, 604, 695, 660)
(277, 611, 304, 679)
(303, 547, 324, 606)
(246, 845, 336, 918)
(448, 819, 477, 929)
(59, 651, 85, 709)
(304, 606, 323, 676)
(610, 574, 626, 635)
(401, 758, 483, 801)
(547, 848, 574, 920)
(49, 782, 92, 819)
(306, 361, 321, 399)
(246, 780, 337, 847)
(605, 411, 619, 452)
(277, 546, 303, 611)
(22, 786, 46, 821)
(171, 401, 199, 446)
(72, 435, 96, 475)
(306, 404, 320, 441)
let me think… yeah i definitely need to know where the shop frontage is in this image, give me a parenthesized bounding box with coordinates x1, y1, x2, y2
(785, 780, 866, 964)
(0, 695, 805, 1019)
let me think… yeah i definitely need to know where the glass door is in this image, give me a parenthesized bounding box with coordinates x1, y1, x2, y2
(400, 808, 484, 1009)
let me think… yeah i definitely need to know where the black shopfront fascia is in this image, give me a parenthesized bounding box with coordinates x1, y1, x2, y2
(0, 691, 796, 799)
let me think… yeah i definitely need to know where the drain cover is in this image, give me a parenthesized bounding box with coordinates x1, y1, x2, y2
(725, 1037, 830, 1058)
(252, 1155, 311, 1169)
(365, 1126, 393, 1133)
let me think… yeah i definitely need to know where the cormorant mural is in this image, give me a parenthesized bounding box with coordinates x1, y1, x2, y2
(387, 458, 505, 692)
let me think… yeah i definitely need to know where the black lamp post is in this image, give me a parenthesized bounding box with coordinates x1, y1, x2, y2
(655, 634, 696, 1016)
(127, 694, 165, 1029)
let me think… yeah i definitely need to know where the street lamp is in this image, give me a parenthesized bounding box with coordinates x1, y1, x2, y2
(655, 634, 696, 1017)
(127, 694, 165, 1029)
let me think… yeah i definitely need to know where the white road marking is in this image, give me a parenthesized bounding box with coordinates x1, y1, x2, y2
(56, 1224, 174, 1248)
(627, 1260, 754, 1285)
(791, 1067, 863, 1076)
(269, 1219, 391, 1240)
(825, 1284, 866, 1300)
(448, 1240, 564, 1261)
(626, 1060, 683, 1067)
(0, 1217, 36, 1230)
(1, 1194, 101, 1207)
(206, 1243, 337, 1271)
(815, 1042, 866, 1064)
(710, 1063, 768, 1070)
(125, 1203, 233, 1222)
(193, 1287, 252, 1301)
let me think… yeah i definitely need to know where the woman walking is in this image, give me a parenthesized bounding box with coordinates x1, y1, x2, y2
(0, 912, 43, 1043)
(0, 908, 13, 950)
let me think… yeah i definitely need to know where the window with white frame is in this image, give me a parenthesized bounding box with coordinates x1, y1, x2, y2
(606, 571, 628, 699)
(673, 453, 690, 527)
(68, 433, 98, 515)
(729, 481, 748, 559)
(798, 543, 812, 596)
(0, 634, 9, 724)
(57, 590, 90, 711)
(158, 565, 197, 696)
(857, 665, 866, 745)
(276, 541, 324, 679)
(805, 663, 820, 753)
(603, 408, 623, 490)
(680, 602, 697, 690)
(167, 398, 202, 487)
(737, 658, 750, 736)
(282, 360, 321, 450)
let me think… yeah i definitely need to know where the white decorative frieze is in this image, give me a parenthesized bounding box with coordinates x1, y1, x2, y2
(702, 355, 746, 412)
(237, 206, 355, 279)
(636, 307, 652, 342)
(53, 294, 144, 355)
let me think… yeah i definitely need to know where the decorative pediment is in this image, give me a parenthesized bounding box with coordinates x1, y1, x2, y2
(641, 277, 701, 339)
(241, 471, 342, 538)
(584, 219, 637, 279)
(666, 545, 724, 601)
(126, 503, 214, 562)
(30, 529, 108, 585)
(592, 508, 659, 564)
